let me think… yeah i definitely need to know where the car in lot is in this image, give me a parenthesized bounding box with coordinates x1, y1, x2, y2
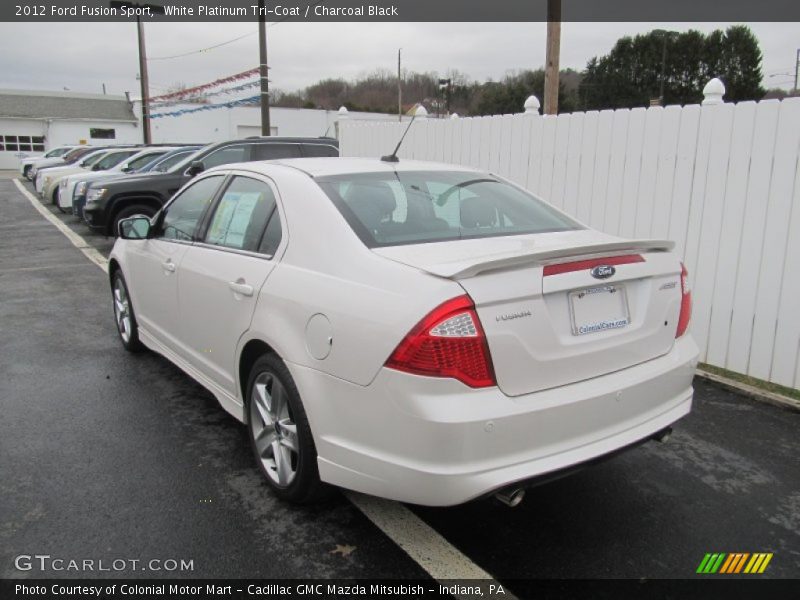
(29, 145, 107, 182)
(41, 147, 141, 206)
(36, 148, 116, 196)
(59, 147, 177, 214)
(19, 145, 77, 179)
(108, 157, 698, 506)
(83, 137, 339, 236)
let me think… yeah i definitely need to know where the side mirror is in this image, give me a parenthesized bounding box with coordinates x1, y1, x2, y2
(92, 164, 102, 171)
(118, 216, 151, 240)
(185, 160, 205, 177)
(121, 166, 132, 173)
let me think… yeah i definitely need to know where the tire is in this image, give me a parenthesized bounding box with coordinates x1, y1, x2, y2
(51, 187, 60, 206)
(111, 204, 156, 237)
(22, 166, 31, 179)
(246, 354, 330, 504)
(111, 271, 143, 353)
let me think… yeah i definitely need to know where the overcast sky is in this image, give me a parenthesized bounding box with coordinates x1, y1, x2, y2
(0, 22, 796, 100)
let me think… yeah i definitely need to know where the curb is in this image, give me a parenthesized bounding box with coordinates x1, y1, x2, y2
(696, 369, 800, 413)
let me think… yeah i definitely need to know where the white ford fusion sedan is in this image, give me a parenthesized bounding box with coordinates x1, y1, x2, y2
(108, 157, 698, 506)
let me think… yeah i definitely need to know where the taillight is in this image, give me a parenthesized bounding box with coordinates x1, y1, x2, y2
(676, 262, 692, 338)
(385, 295, 496, 388)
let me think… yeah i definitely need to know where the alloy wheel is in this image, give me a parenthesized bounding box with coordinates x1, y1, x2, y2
(250, 372, 299, 487)
(113, 279, 131, 343)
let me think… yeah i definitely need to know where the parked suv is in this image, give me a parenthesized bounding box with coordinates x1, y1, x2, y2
(19, 146, 76, 179)
(83, 137, 339, 236)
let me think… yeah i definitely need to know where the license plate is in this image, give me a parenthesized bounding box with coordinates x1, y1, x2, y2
(569, 285, 630, 336)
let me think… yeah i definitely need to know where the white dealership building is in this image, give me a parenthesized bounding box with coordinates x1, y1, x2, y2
(0, 89, 140, 169)
(0, 87, 397, 169)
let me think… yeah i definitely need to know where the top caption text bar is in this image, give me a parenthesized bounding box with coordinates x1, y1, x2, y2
(5, 0, 800, 22)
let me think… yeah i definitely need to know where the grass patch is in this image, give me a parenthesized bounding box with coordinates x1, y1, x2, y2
(698, 362, 800, 402)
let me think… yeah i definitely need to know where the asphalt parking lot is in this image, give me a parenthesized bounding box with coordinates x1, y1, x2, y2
(1, 175, 798, 586)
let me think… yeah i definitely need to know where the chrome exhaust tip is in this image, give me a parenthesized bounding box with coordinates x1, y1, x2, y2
(495, 488, 526, 507)
(653, 426, 673, 443)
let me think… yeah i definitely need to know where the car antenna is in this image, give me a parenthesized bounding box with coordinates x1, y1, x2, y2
(381, 114, 417, 163)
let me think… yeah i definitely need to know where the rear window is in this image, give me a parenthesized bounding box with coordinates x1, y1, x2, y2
(317, 171, 579, 248)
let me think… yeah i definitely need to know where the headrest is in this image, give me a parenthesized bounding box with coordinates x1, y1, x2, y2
(460, 195, 497, 228)
(345, 183, 397, 229)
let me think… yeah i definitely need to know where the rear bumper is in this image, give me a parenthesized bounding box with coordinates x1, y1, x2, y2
(290, 335, 699, 506)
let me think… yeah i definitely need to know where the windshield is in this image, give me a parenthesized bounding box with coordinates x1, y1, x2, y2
(152, 149, 198, 172)
(81, 152, 107, 167)
(45, 147, 71, 158)
(96, 151, 136, 170)
(317, 171, 580, 248)
(126, 152, 166, 171)
(65, 147, 90, 162)
(168, 145, 210, 173)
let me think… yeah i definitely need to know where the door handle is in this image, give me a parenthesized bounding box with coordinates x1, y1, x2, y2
(162, 259, 176, 273)
(228, 280, 254, 297)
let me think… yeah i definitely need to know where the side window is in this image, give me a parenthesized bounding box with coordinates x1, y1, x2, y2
(202, 145, 249, 169)
(253, 143, 302, 160)
(204, 176, 278, 253)
(259, 210, 283, 256)
(301, 144, 338, 157)
(157, 175, 224, 242)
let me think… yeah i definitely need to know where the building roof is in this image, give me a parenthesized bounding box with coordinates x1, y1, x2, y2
(0, 89, 137, 122)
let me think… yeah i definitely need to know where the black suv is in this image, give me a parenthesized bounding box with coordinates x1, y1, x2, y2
(83, 137, 339, 236)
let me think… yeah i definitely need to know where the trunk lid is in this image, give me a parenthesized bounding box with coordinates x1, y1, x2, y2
(374, 231, 684, 395)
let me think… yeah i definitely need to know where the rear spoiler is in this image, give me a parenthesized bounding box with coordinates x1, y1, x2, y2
(416, 239, 675, 279)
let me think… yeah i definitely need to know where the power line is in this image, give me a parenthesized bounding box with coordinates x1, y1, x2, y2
(147, 3, 323, 61)
(149, 31, 256, 60)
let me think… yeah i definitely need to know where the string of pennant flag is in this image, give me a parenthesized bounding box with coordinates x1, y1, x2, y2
(150, 95, 261, 119)
(148, 67, 260, 102)
(149, 80, 260, 108)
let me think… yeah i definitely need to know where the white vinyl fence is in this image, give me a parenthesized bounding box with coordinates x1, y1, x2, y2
(339, 88, 800, 390)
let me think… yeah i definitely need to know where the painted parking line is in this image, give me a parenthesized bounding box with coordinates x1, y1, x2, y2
(10, 177, 512, 597)
(13, 178, 109, 273)
(346, 492, 515, 599)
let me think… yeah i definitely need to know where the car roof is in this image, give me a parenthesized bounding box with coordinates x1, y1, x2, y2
(217, 157, 482, 179)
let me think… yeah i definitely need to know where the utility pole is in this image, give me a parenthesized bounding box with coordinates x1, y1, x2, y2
(659, 35, 668, 104)
(258, 0, 271, 136)
(110, 2, 166, 143)
(795, 48, 799, 92)
(398, 48, 402, 122)
(438, 78, 452, 117)
(653, 29, 672, 106)
(544, 0, 561, 115)
(136, 17, 151, 144)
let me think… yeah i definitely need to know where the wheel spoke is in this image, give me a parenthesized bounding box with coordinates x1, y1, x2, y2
(253, 383, 272, 426)
(270, 380, 287, 419)
(272, 440, 291, 486)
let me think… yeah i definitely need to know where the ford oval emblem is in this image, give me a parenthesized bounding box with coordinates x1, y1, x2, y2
(591, 265, 616, 279)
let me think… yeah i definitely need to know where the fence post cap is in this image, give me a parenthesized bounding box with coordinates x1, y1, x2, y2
(450, 113, 459, 119)
(337, 106, 349, 118)
(524, 95, 541, 114)
(702, 78, 726, 105)
(414, 104, 429, 118)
